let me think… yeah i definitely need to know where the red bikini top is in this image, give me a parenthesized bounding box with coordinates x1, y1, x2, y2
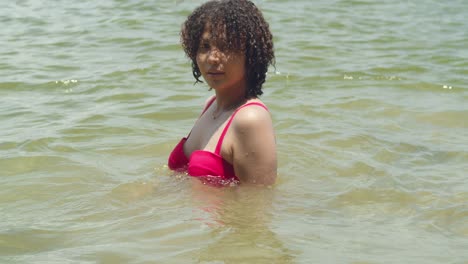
(168, 97, 268, 186)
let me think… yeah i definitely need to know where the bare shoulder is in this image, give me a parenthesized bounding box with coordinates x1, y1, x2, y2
(230, 100, 277, 185)
(232, 102, 273, 132)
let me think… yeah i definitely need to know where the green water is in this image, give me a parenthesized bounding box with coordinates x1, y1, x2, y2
(1, 0, 467, 263)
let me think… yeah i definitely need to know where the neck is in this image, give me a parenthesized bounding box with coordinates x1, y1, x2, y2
(214, 81, 248, 110)
(211, 96, 245, 119)
(211, 88, 247, 119)
(215, 94, 245, 109)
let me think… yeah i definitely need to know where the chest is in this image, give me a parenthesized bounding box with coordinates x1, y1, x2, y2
(183, 113, 235, 162)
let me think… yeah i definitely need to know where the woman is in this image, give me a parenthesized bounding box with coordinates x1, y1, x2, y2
(168, 0, 276, 186)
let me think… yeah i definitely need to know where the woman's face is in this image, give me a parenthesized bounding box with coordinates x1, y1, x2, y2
(196, 29, 247, 93)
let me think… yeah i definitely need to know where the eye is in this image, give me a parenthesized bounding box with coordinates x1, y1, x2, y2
(199, 42, 210, 51)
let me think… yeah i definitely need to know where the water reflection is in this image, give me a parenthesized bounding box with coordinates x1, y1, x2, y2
(189, 181, 296, 263)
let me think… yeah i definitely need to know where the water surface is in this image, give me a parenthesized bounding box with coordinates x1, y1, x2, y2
(1, 0, 467, 263)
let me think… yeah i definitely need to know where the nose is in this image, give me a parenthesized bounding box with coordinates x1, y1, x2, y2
(207, 48, 222, 64)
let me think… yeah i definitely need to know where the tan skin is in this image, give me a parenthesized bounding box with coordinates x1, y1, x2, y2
(182, 29, 277, 185)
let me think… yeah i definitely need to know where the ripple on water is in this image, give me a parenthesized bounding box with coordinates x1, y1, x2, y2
(0, 228, 70, 256)
(1, 0, 468, 262)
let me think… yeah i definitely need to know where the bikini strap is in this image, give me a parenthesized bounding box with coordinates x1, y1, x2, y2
(187, 96, 216, 138)
(201, 96, 217, 116)
(214, 102, 268, 155)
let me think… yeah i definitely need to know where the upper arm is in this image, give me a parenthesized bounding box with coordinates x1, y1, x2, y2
(231, 106, 277, 185)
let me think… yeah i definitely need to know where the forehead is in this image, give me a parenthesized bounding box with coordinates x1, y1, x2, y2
(199, 23, 226, 40)
(197, 19, 245, 51)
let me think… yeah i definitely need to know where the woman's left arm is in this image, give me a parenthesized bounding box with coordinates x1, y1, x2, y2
(232, 106, 277, 185)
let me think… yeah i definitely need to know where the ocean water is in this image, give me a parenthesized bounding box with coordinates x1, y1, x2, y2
(1, 0, 467, 263)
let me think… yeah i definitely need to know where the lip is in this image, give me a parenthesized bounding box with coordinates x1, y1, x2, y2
(207, 71, 225, 75)
(206, 71, 225, 79)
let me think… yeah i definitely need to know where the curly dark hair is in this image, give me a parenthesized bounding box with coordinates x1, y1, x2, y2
(180, 0, 275, 98)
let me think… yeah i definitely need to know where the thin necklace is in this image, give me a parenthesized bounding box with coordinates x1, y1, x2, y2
(211, 107, 231, 119)
(211, 110, 222, 119)
(211, 101, 243, 119)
